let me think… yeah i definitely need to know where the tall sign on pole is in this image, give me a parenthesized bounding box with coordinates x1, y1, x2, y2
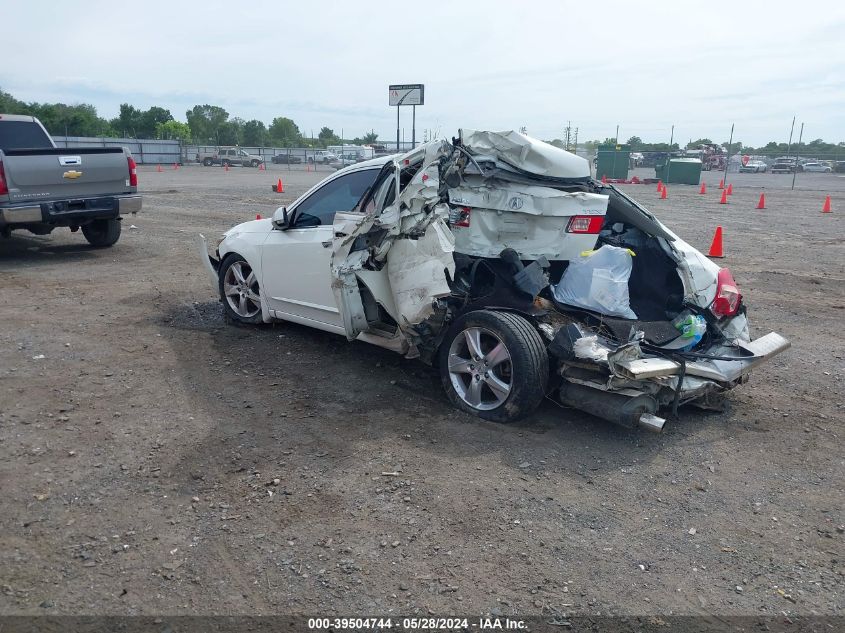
(389, 84, 424, 151)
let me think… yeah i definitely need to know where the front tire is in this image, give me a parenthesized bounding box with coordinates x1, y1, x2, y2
(82, 218, 121, 247)
(219, 254, 263, 324)
(439, 310, 548, 423)
(203, 158, 213, 166)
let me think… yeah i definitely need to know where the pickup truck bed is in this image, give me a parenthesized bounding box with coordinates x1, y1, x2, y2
(0, 114, 142, 247)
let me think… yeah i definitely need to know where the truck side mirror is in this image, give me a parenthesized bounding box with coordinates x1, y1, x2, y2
(272, 207, 291, 230)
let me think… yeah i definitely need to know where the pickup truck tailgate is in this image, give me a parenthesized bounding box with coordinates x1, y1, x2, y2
(2, 147, 132, 202)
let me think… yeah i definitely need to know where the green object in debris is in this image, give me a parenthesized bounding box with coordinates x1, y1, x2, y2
(596, 144, 630, 180)
(655, 157, 702, 185)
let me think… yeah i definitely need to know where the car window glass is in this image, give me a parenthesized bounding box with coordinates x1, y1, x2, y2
(293, 169, 379, 228)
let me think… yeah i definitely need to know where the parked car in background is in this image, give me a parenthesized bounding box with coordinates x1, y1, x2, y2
(198, 130, 789, 431)
(739, 160, 768, 173)
(197, 147, 263, 168)
(307, 150, 337, 164)
(271, 153, 302, 164)
(0, 113, 141, 247)
(800, 161, 832, 173)
(771, 159, 799, 174)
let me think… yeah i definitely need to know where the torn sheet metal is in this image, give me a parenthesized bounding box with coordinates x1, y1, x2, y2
(386, 218, 455, 327)
(460, 129, 590, 180)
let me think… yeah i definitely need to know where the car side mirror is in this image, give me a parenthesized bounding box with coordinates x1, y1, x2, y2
(272, 206, 291, 230)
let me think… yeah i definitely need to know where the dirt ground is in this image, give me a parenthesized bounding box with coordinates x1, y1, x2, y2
(1, 164, 842, 619)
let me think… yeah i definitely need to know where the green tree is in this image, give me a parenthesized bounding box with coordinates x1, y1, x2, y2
(217, 117, 244, 145)
(686, 138, 713, 148)
(626, 136, 643, 149)
(155, 120, 192, 140)
(242, 119, 269, 146)
(186, 104, 229, 143)
(0, 88, 29, 114)
(139, 106, 172, 137)
(361, 131, 378, 144)
(268, 117, 302, 147)
(35, 102, 111, 136)
(111, 103, 143, 137)
(317, 126, 340, 147)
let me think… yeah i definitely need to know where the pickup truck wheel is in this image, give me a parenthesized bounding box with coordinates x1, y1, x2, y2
(203, 158, 213, 166)
(81, 218, 121, 247)
(250, 159, 260, 168)
(219, 254, 263, 324)
(439, 310, 548, 423)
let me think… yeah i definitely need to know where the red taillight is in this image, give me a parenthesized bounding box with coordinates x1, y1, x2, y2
(0, 159, 8, 196)
(454, 206, 471, 228)
(566, 215, 604, 234)
(127, 156, 138, 187)
(710, 267, 742, 318)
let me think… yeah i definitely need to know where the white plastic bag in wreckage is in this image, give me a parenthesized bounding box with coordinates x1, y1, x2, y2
(552, 245, 638, 319)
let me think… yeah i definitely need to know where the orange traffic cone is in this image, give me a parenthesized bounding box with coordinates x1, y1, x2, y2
(256, 213, 262, 220)
(699, 182, 706, 194)
(156, 164, 162, 173)
(822, 195, 832, 213)
(719, 189, 728, 204)
(756, 193, 766, 209)
(656, 180, 663, 192)
(173, 163, 179, 170)
(276, 178, 284, 193)
(708, 226, 725, 258)
(258, 163, 266, 171)
(718, 179, 724, 189)
(660, 185, 668, 200)
(224, 163, 230, 172)
(601, 174, 608, 184)
(726, 183, 733, 195)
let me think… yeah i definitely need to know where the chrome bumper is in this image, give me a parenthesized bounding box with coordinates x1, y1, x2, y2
(118, 196, 142, 215)
(0, 206, 42, 224)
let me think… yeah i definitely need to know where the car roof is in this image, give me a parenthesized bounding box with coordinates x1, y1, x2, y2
(334, 155, 394, 174)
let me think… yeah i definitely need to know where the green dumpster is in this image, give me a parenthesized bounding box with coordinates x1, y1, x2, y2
(655, 158, 702, 185)
(596, 144, 630, 180)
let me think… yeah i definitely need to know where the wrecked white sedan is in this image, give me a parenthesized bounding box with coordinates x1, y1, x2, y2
(199, 130, 789, 431)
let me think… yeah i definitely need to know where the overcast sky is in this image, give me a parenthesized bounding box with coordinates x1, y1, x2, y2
(3, 0, 844, 145)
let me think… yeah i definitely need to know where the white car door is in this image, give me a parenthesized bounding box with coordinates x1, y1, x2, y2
(260, 168, 380, 329)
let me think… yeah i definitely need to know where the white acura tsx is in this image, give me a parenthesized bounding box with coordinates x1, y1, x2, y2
(199, 130, 789, 431)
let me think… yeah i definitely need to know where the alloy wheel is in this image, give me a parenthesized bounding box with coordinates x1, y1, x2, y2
(223, 260, 261, 318)
(447, 327, 513, 410)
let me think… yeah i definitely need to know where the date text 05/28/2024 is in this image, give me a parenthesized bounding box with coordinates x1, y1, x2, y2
(307, 617, 527, 630)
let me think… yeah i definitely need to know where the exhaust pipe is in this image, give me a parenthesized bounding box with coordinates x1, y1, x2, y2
(559, 382, 665, 432)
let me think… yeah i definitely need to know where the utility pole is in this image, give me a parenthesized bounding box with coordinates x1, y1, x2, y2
(723, 123, 734, 187)
(791, 122, 804, 190)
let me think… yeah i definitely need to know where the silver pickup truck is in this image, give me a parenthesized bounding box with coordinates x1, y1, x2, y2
(0, 114, 142, 247)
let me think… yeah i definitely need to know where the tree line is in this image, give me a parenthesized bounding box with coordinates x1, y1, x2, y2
(581, 135, 845, 158)
(0, 87, 378, 148)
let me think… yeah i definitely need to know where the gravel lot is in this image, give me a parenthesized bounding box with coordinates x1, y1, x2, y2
(1, 164, 842, 618)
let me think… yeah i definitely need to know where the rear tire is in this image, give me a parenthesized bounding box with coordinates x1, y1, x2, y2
(439, 310, 548, 423)
(82, 218, 121, 247)
(203, 158, 213, 166)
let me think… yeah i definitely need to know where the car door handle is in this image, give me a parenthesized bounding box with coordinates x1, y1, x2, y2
(334, 232, 348, 238)
(321, 240, 332, 248)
